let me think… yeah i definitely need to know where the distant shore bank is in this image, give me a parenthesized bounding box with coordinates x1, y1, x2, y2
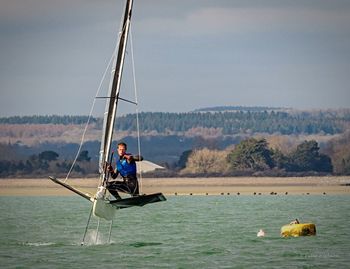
(0, 176, 349, 196)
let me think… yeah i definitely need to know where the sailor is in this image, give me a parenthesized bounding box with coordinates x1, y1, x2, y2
(107, 142, 143, 199)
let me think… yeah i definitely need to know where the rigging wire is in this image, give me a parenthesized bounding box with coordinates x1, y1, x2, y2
(98, 17, 128, 188)
(65, 1, 142, 194)
(130, 26, 144, 194)
(64, 54, 114, 183)
(66, 2, 126, 184)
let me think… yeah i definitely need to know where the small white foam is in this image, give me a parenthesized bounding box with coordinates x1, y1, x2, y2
(24, 242, 55, 247)
(81, 230, 112, 246)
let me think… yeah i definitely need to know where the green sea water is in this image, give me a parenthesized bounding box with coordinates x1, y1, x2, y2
(1, 195, 349, 268)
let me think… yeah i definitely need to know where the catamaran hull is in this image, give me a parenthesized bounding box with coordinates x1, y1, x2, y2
(49, 176, 166, 218)
(93, 198, 116, 221)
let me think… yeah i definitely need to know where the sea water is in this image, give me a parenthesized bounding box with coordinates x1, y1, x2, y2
(0, 195, 349, 268)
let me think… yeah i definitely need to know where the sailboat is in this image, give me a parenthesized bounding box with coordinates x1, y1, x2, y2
(49, 0, 166, 235)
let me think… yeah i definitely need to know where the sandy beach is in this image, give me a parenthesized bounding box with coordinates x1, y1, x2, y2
(0, 176, 349, 196)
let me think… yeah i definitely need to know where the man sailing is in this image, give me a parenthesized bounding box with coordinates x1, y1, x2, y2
(107, 142, 143, 199)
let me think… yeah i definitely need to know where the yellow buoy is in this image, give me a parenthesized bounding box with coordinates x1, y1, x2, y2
(281, 223, 316, 237)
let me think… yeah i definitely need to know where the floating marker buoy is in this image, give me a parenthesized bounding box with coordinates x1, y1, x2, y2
(281, 223, 316, 237)
(257, 229, 265, 237)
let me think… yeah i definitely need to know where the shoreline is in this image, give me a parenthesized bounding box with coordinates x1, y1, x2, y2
(0, 176, 349, 196)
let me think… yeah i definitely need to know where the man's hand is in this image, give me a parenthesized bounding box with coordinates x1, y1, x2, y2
(123, 154, 132, 161)
(107, 164, 114, 172)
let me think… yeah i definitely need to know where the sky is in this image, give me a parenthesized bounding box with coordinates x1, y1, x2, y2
(1, 0, 350, 117)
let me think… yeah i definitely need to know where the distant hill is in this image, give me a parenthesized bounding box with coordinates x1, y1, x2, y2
(193, 106, 286, 112)
(1, 106, 350, 177)
(115, 108, 350, 136)
(0, 115, 101, 125)
(1, 107, 350, 137)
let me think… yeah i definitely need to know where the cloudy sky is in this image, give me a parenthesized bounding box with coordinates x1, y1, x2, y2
(1, 0, 350, 117)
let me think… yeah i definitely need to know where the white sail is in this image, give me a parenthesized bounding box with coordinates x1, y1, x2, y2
(137, 160, 165, 174)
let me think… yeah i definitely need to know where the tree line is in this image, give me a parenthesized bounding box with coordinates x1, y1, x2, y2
(1, 108, 350, 135)
(118, 111, 347, 135)
(179, 139, 335, 176)
(0, 150, 96, 178)
(0, 115, 100, 125)
(2, 137, 349, 177)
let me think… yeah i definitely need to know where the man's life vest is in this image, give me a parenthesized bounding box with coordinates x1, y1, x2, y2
(116, 157, 136, 177)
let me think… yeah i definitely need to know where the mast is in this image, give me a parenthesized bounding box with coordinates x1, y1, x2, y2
(99, 0, 134, 184)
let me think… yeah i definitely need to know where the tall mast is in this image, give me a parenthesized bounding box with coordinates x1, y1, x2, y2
(99, 0, 134, 182)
